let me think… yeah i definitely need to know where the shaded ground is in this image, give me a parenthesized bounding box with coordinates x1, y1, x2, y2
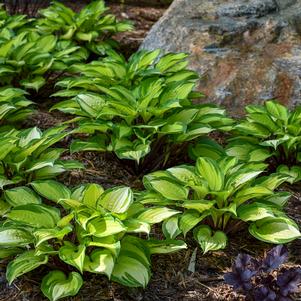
(1, 201, 301, 301)
(3, 110, 301, 301)
(1, 2, 301, 301)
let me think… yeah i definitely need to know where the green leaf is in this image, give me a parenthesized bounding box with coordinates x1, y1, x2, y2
(249, 217, 301, 244)
(83, 249, 114, 277)
(264, 192, 291, 207)
(145, 239, 187, 254)
(0, 200, 11, 215)
(86, 216, 126, 237)
(143, 177, 189, 201)
(189, 138, 226, 160)
(237, 203, 276, 222)
(0, 247, 22, 259)
(76, 93, 105, 118)
(0, 227, 33, 247)
(162, 215, 181, 239)
(20, 76, 45, 92)
(70, 137, 107, 153)
(182, 199, 215, 213)
(123, 219, 151, 234)
(41, 271, 83, 301)
(86, 236, 121, 258)
(4, 187, 41, 207)
(136, 207, 180, 224)
(82, 183, 104, 208)
(34, 226, 73, 247)
(194, 225, 227, 253)
(31, 180, 71, 202)
(6, 204, 60, 228)
(265, 100, 288, 121)
(98, 186, 133, 214)
(59, 243, 86, 273)
(179, 210, 207, 236)
(6, 251, 48, 284)
(166, 165, 199, 185)
(111, 236, 151, 288)
(196, 157, 224, 191)
(234, 186, 272, 206)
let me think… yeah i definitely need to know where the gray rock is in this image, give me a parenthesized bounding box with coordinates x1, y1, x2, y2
(140, 0, 301, 116)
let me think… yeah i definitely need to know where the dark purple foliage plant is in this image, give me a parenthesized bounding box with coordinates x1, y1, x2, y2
(224, 245, 301, 301)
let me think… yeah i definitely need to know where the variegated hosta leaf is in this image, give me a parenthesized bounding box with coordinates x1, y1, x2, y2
(162, 215, 181, 239)
(83, 249, 115, 277)
(194, 225, 227, 254)
(97, 186, 133, 214)
(41, 271, 83, 301)
(6, 204, 60, 228)
(136, 207, 180, 224)
(145, 239, 187, 254)
(86, 216, 126, 237)
(59, 242, 86, 273)
(111, 236, 151, 288)
(196, 157, 224, 191)
(249, 217, 301, 244)
(82, 183, 104, 208)
(6, 250, 48, 284)
(0, 247, 22, 259)
(0, 227, 33, 247)
(277, 165, 301, 184)
(143, 176, 189, 201)
(4, 187, 41, 207)
(31, 180, 71, 203)
(179, 210, 207, 237)
(123, 219, 151, 234)
(86, 236, 121, 258)
(34, 226, 73, 247)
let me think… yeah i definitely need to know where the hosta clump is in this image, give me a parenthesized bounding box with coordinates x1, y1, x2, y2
(227, 100, 301, 183)
(0, 30, 88, 93)
(36, 0, 133, 55)
(52, 50, 232, 171)
(0, 181, 185, 300)
(139, 153, 301, 253)
(0, 87, 34, 124)
(225, 245, 301, 301)
(0, 4, 31, 40)
(0, 126, 83, 188)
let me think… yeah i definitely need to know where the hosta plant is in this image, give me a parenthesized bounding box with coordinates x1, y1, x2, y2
(225, 245, 301, 301)
(139, 153, 300, 253)
(0, 30, 88, 93)
(0, 4, 31, 41)
(0, 126, 83, 188)
(0, 181, 186, 300)
(36, 0, 133, 55)
(0, 87, 34, 125)
(227, 100, 301, 183)
(52, 50, 233, 171)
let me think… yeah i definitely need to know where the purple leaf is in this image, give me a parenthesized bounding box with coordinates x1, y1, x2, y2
(261, 245, 288, 272)
(235, 253, 260, 271)
(254, 286, 277, 301)
(277, 267, 301, 296)
(224, 269, 254, 291)
(224, 254, 258, 291)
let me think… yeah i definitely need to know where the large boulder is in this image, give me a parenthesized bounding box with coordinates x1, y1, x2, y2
(140, 0, 301, 115)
